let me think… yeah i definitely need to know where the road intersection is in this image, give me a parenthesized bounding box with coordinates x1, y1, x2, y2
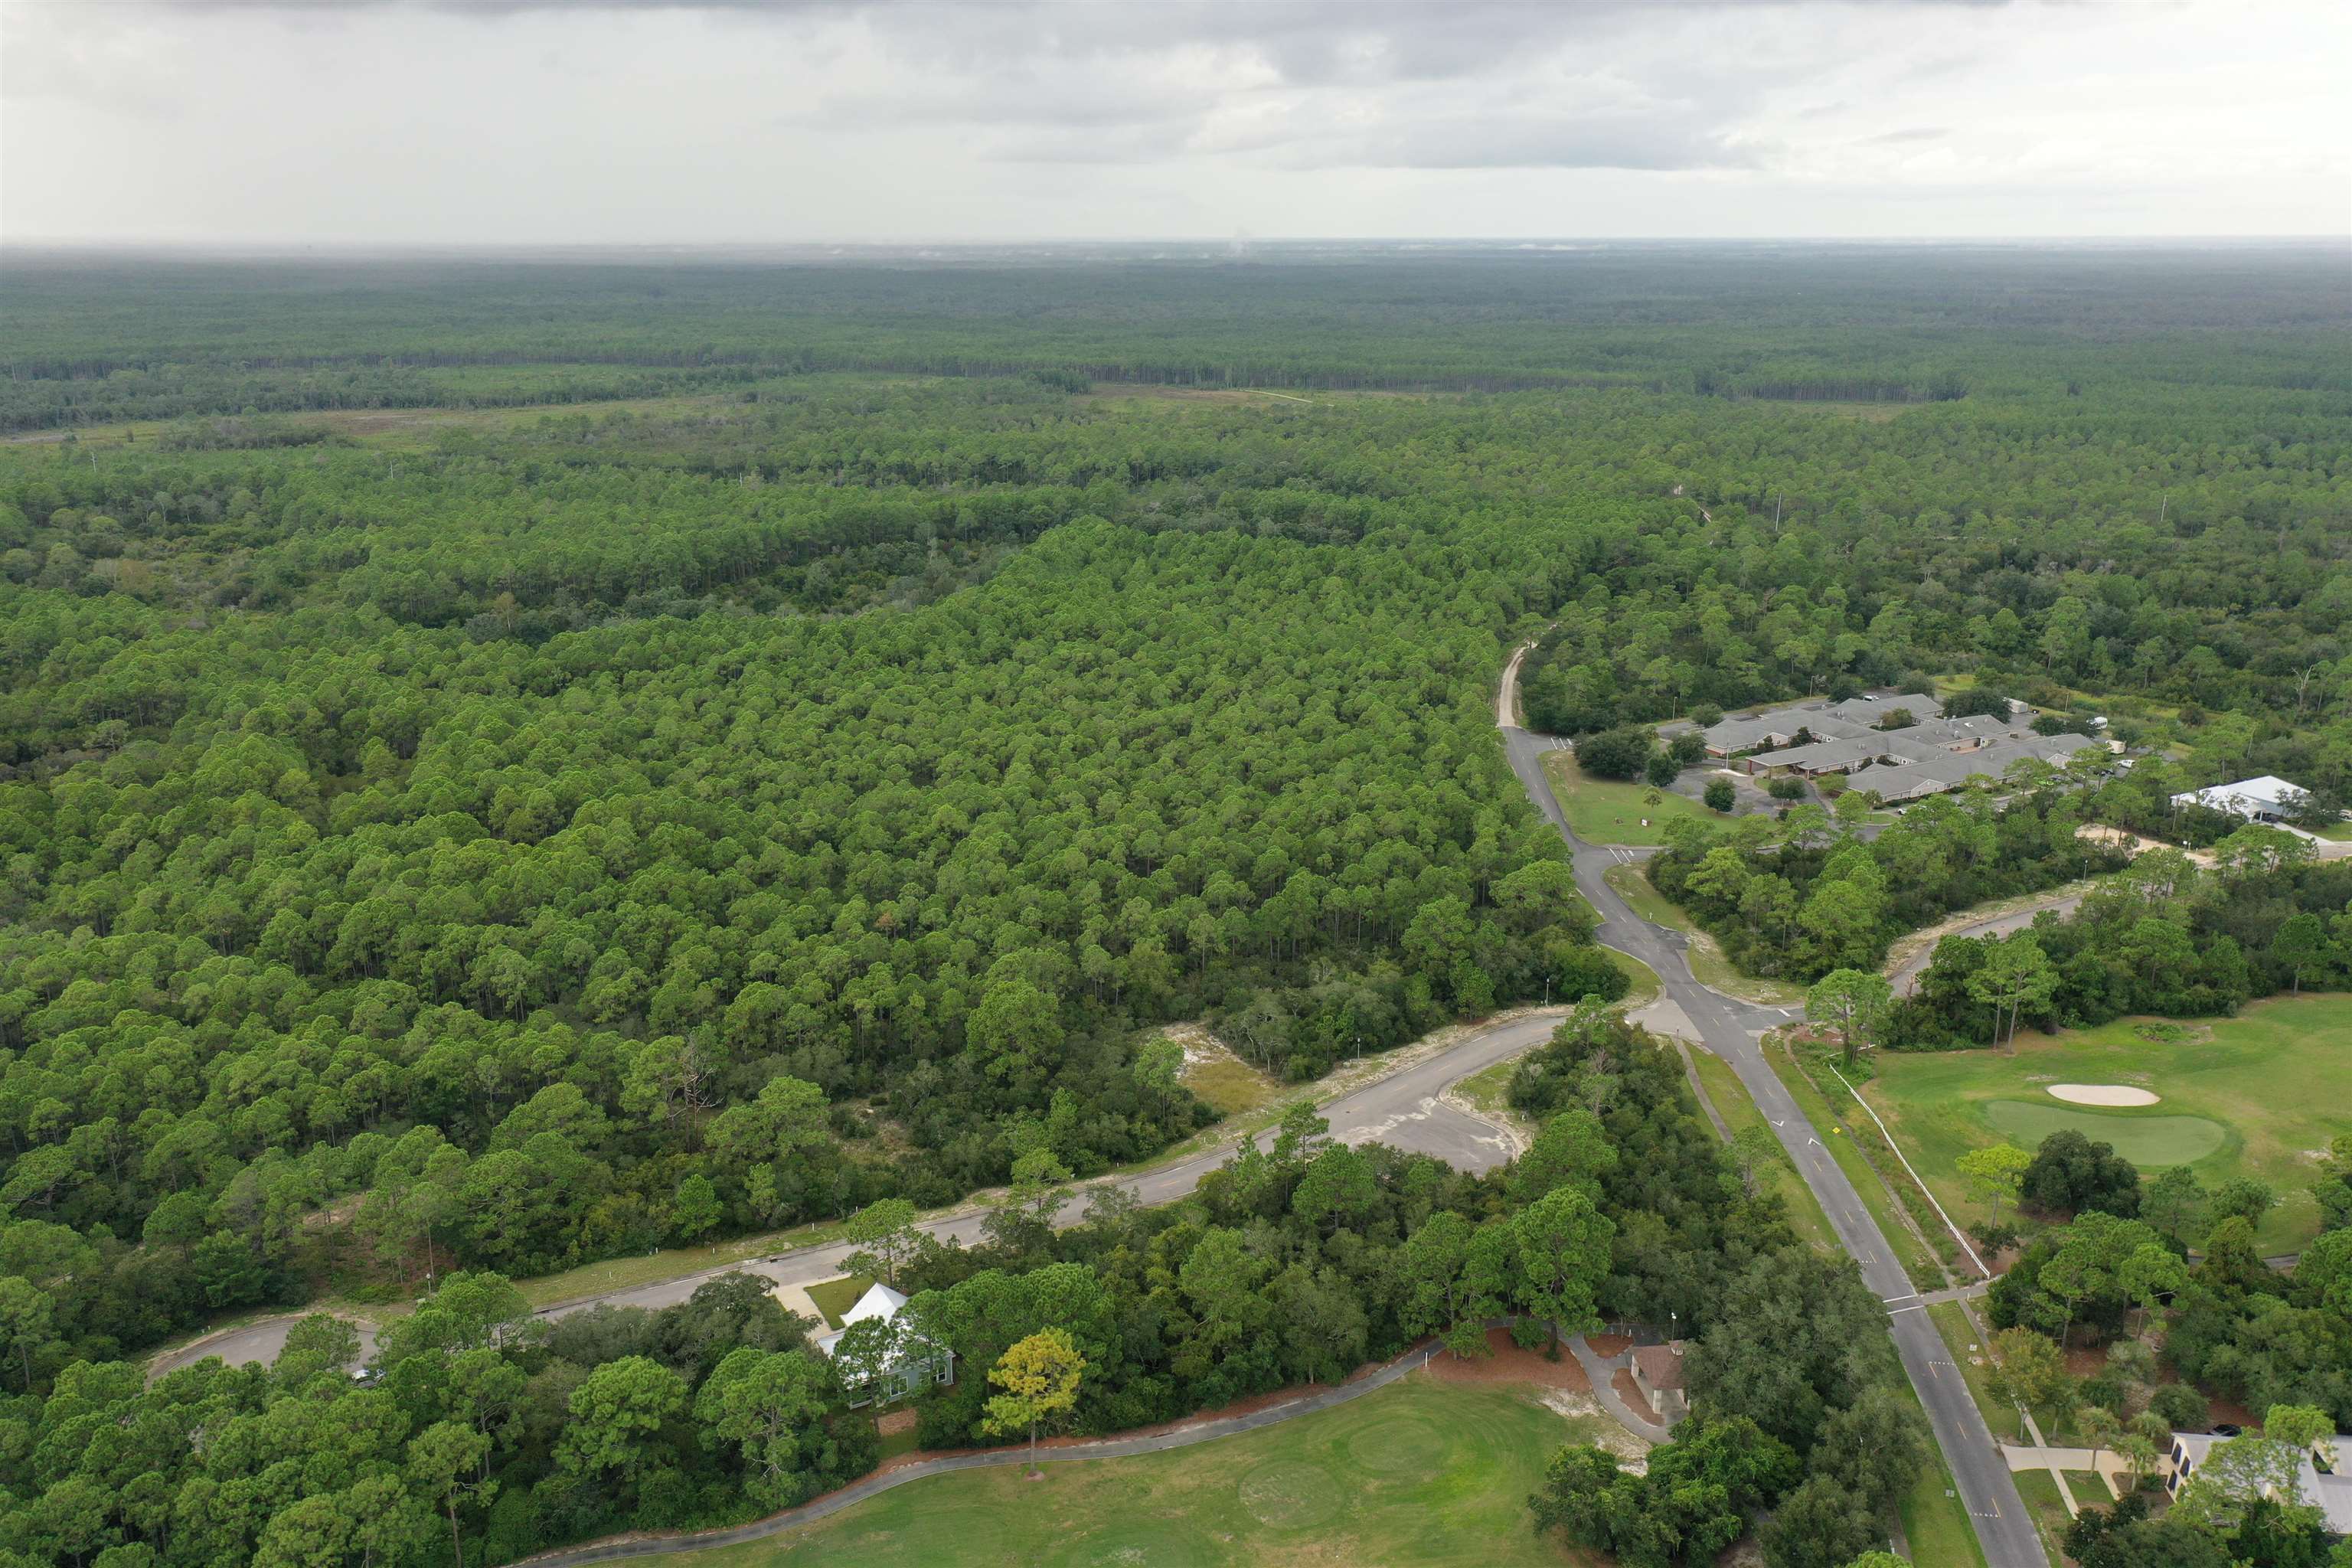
(1498, 642, 2043, 1568)
(158, 644, 2047, 1568)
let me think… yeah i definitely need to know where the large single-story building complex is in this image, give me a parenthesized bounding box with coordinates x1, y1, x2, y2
(811, 1281, 956, 1406)
(2171, 775, 2323, 826)
(1697, 693, 2024, 764)
(1694, 694, 2115, 805)
(1865, 733, 2103, 803)
(2168, 1429, 2352, 1537)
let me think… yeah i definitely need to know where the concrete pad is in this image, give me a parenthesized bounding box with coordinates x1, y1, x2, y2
(2047, 1083, 2160, 1106)
(1630, 996, 1697, 1041)
(772, 1281, 825, 1327)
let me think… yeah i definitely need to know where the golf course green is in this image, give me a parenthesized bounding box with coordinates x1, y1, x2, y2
(1979, 1102, 2228, 1166)
(1862, 994, 2351, 1254)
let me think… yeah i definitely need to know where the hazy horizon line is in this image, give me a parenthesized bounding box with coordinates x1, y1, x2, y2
(8, 234, 2347, 256)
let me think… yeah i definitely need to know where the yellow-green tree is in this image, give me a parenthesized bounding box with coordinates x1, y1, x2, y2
(1956, 1142, 2030, 1227)
(982, 1327, 1087, 1476)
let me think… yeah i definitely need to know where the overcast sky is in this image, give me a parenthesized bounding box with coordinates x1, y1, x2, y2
(5, 0, 2347, 245)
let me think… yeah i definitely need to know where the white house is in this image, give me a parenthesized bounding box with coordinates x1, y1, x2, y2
(811, 1282, 955, 1406)
(2169, 1429, 2352, 1537)
(2171, 776, 2321, 826)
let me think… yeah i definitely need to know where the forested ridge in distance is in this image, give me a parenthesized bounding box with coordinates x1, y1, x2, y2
(1, 245, 2348, 1567)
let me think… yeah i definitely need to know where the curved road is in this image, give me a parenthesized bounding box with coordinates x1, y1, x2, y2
(1887, 890, 2089, 998)
(155, 1010, 1570, 1377)
(1498, 643, 2043, 1568)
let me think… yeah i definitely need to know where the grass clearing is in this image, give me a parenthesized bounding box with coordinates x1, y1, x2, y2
(1604, 947, 1663, 1010)
(1450, 1058, 1523, 1129)
(1181, 1057, 1282, 1119)
(805, 1276, 872, 1330)
(1152, 1023, 1284, 1121)
(1979, 1102, 2227, 1165)
(2011, 1468, 2074, 1563)
(684, 1374, 1612, 1568)
(1604, 864, 1808, 1008)
(1542, 750, 1720, 846)
(1861, 995, 2352, 1254)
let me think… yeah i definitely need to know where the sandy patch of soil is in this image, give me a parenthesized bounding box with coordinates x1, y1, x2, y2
(1426, 1327, 1593, 1392)
(2048, 1083, 2161, 1106)
(1533, 1389, 1651, 1470)
(1156, 1020, 1234, 1070)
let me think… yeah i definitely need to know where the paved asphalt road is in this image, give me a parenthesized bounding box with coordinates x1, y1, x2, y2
(1887, 890, 2090, 997)
(162, 645, 2042, 1568)
(154, 1009, 1568, 1377)
(1498, 644, 2045, 1568)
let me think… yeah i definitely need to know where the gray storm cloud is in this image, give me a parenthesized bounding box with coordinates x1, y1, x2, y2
(2, 0, 2342, 243)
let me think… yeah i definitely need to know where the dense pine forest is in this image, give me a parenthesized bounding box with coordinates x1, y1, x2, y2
(0, 246, 2348, 1565)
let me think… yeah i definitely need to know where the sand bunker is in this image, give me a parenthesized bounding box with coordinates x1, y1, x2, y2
(2047, 1083, 2161, 1106)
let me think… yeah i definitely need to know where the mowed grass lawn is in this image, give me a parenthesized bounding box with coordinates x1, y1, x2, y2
(805, 1276, 872, 1330)
(685, 1377, 1607, 1568)
(1541, 750, 1720, 846)
(1862, 995, 2352, 1254)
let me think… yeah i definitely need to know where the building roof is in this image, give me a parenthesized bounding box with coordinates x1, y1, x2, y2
(1867, 737, 2091, 801)
(812, 1281, 911, 1357)
(1702, 708, 1873, 753)
(1825, 693, 1946, 728)
(1936, 714, 2021, 742)
(2172, 1431, 2352, 1534)
(1701, 714, 1799, 752)
(842, 1282, 907, 1326)
(2171, 776, 2312, 815)
(1632, 1341, 1687, 1391)
(1746, 735, 1896, 773)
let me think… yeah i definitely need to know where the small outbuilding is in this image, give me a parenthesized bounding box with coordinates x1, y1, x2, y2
(1630, 1341, 1690, 1423)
